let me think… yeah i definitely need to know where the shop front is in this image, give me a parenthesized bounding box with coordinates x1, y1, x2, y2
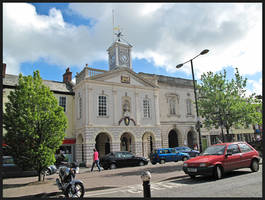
(56, 138, 76, 163)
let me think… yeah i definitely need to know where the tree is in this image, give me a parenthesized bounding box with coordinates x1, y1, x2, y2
(3, 71, 67, 181)
(197, 68, 261, 142)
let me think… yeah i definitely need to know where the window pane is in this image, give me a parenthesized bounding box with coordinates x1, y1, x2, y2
(238, 143, 252, 153)
(99, 96, 107, 116)
(59, 96, 66, 112)
(143, 99, 150, 118)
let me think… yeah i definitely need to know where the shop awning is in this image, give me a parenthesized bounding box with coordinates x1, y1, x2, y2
(63, 138, 76, 144)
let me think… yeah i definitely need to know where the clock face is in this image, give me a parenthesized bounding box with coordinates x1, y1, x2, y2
(119, 50, 129, 65)
(120, 54, 128, 63)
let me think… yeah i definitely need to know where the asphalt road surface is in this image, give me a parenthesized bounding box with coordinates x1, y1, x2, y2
(84, 166, 262, 198)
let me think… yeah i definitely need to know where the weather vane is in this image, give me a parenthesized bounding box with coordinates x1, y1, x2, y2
(115, 28, 123, 42)
(112, 9, 132, 46)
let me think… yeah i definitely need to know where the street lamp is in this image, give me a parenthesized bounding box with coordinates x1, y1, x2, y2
(176, 49, 209, 152)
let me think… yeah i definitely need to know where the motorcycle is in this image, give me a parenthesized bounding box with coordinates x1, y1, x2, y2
(56, 163, 85, 198)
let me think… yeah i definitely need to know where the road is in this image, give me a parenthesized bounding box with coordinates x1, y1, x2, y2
(83, 166, 262, 198)
(3, 161, 262, 198)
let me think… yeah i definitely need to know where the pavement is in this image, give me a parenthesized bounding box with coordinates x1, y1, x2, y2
(2, 161, 187, 198)
(2, 158, 263, 198)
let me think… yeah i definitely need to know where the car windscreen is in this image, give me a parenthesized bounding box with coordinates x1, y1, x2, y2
(202, 145, 226, 155)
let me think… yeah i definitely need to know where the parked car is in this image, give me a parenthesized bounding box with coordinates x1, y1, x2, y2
(150, 148, 190, 165)
(183, 142, 260, 180)
(42, 164, 57, 176)
(100, 151, 148, 170)
(175, 146, 200, 157)
(2, 156, 57, 178)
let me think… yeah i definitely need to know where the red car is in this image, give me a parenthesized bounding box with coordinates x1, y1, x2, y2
(183, 142, 260, 180)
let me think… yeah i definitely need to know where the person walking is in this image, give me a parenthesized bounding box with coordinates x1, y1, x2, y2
(91, 148, 101, 172)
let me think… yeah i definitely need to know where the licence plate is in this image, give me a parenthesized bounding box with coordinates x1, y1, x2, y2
(187, 168, 197, 172)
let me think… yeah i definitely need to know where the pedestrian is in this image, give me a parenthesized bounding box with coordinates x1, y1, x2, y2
(91, 148, 101, 172)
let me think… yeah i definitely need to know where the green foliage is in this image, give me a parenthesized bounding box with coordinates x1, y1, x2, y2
(3, 71, 67, 180)
(197, 68, 261, 141)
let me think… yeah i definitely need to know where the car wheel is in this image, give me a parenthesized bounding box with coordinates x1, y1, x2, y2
(250, 159, 259, 172)
(103, 167, 108, 170)
(160, 159, 165, 164)
(189, 174, 196, 179)
(139, 161, 145, 166)
(151, 162, 157, 165)
(110, 163, 117, 169)
(213, 165, 223, 180)
(182, 157, 188, 161)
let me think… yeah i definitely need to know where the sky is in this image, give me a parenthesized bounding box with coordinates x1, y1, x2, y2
(3, 2, 262, 96)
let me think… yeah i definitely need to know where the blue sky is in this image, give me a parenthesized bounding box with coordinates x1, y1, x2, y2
(3, 3, 262, 95)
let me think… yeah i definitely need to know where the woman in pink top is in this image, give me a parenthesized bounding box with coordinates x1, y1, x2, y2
(91, 148, 101, 172)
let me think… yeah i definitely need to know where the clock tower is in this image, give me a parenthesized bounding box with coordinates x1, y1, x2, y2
(107, 41, 132, 71)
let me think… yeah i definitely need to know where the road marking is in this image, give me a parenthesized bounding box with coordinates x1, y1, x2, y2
(84, 181, 184, 197)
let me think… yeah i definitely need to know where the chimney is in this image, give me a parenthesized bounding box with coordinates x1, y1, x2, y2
(2, 63, 6, 78)
(63, 67, 72, 83)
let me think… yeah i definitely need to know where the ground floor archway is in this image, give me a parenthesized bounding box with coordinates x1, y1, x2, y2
(168, 129, 178, 148)
(95, 132, 112, 158)
(120, 132, 135, 154)
(187, 130, 196, 149)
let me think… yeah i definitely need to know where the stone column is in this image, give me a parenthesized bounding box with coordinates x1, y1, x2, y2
(154, 92, 160, 125)
(82, 86, 86, 126)
(85, 142, 96, 168)
(112, 90, 117, 125)
(75, 143, 82, 163)
(135, 92, 140, 125)
(87, 87, 93, 126)
(85, 85, 89, 126)
(134, 140, 143, 157)
(112, 141, 120, 152)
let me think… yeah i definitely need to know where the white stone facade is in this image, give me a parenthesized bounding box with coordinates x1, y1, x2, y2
(73, 41, 199, 166)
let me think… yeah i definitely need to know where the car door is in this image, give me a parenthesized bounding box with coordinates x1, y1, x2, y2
(223, 144, 242, 171)
(159, 149, 168, 162)
(238, 143, 255, 167)
(122, 152, 136, 167)
(169, 148, 177, 161)
(114, 152, 126, 167)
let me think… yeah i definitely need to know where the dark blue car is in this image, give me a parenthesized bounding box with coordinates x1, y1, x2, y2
(150, 148, 190, 165)
(175, 146, 200, 157)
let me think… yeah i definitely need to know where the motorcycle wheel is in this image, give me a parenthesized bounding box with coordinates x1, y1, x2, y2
(65, 182, 85, 198)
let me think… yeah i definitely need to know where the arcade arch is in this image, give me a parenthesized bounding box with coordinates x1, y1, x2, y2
(142, 132, 155, 158)
(120, 132, 135, 154)
(168, 129, 179, 148)
(187, 130, 197, 149)
(95, 132, 112, 158)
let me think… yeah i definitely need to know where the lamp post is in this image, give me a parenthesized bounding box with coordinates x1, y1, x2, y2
(176, 49, 209, 152)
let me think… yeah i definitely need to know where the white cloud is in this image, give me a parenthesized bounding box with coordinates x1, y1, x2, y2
(3, 3, 262, 95)
(247, 79, 262, 96)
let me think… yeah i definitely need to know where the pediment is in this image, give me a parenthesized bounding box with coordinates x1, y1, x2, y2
(88, 68, 158, 88)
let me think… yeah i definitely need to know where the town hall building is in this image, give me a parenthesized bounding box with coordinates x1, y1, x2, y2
(3, 36, 255, 166)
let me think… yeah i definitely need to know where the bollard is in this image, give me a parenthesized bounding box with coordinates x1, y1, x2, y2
(141, 171, 151, 198)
